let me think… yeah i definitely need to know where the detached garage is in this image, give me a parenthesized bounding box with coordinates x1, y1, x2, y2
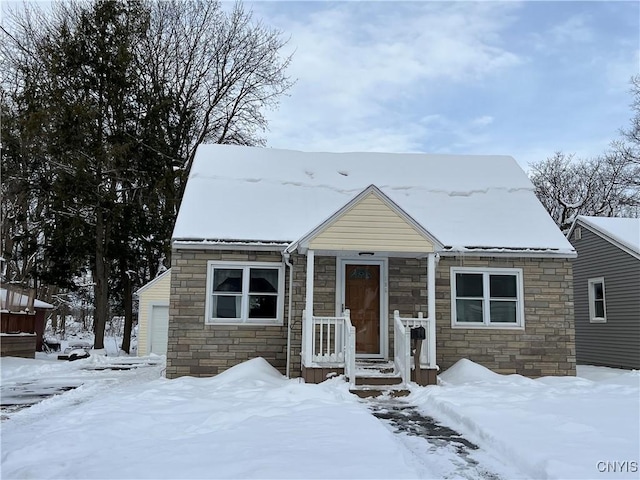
(136, 269, 171, 356)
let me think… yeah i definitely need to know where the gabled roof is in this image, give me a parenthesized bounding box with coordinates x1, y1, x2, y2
(134, 268, 172, 296)
(287, 185, 442, 253)
(173, 145, 575, 256)
(571, 216, 640, 260)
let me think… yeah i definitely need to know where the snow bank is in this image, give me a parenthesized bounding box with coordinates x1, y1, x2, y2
(5, 356, 638, 479)
(212, 356, 287, 385)
(439, 358, 537, 386)
(411, 360, 640, 480)
(2, 357, 427, 479)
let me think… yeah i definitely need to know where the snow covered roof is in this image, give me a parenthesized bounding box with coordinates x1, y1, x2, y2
(574, 216, 640, 258)
(173, 145, 575, 256)
(0, 288, 54, 310)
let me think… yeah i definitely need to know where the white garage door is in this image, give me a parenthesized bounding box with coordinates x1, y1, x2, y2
(150, 305, 169, 355)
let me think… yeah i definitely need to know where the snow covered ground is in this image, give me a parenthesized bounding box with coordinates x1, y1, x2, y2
(1, 356, 638, 480)
(410, 360, 640, 480)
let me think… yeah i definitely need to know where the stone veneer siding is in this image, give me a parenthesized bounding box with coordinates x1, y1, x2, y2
(436, 256, 576, 377)
(290, 256, 427, 378)
(167, 250, 576, 379)
(166, 249, 289, 379)
(288, 255, 335, 379)
(387, 257, 428, 357)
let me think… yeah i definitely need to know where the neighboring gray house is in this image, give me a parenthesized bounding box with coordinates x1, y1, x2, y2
(167, 145, 577, 389)
(568, 216, 640, 369)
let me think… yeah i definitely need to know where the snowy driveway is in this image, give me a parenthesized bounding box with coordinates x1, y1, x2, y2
(1, 355, 164, 417)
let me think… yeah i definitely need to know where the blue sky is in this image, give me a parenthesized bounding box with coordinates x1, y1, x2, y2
(248, 1, 640, 169)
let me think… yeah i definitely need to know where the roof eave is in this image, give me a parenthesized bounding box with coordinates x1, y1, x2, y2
(574, 218, 640, 260)
(438, 248, 577, 259)
(172, 239, 290, 252)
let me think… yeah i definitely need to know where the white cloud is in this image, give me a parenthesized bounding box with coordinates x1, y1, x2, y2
(251, 1, 635, 173)
(256, 2, 522, 152)
(550, 15, 594, 44)
(530, 13, 596, 53)
(471, 116, 495, 127)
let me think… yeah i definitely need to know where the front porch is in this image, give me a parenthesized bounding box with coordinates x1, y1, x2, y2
(300, 249, 439, 389)
(301, 309, 438, 390)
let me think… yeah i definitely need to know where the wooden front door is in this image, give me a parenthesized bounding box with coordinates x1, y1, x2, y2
(344, 264, 381, 355)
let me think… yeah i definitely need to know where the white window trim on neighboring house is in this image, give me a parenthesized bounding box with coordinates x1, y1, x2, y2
(205, 261, 285, 325)
(587, 277, 607, 323)
(450, 267, 525, 329)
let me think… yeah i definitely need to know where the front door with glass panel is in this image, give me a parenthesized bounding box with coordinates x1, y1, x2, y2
(342, 261, 383, 356)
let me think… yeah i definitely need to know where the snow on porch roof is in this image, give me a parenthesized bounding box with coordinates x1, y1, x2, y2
(172, 144, 575, 255)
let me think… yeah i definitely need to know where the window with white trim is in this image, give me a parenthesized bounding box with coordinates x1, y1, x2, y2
(588, 277, 606, 323)
(451, 267, 524, 328)
(205, 261, 284, 324)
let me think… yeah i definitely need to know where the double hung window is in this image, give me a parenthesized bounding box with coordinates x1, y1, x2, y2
(206, 261, 284, 324)
(588, 277, 606, 323)
(451, 267, 524, 328)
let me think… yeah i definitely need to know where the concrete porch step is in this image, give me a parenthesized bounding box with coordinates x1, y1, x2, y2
(355, 375, 402, 386)
(349, 386, 410, 399)
(355, 360, 395, 375)
(351, 360, 406, 397)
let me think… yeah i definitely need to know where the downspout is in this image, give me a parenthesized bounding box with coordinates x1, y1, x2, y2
(283, 252, 294, 377)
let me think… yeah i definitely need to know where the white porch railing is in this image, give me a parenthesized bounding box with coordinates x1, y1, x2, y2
(393, 313, 411, 386)
(396, 311, 436, 368)
(343, 310, 356, 387)
(302, 309, 356, 386)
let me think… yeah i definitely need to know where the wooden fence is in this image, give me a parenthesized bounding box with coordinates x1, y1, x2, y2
(1, 311, 36, 334)
(0, 334, 36, 358)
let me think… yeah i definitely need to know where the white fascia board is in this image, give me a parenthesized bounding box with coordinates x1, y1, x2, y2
(288, 184, 444, 253)
(295, 248, 434, 258)
(437, 248, 577, 259)
(172, 240, 290, 252)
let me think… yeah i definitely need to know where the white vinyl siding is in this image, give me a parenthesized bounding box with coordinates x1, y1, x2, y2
(205, 261, 285, 325)
(308, 191, 434, 252)
(149, 305, 169, 355)
(588, 277, 607, 323)
(451, 267, 525, 329)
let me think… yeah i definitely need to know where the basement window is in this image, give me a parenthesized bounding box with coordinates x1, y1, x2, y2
(205, 261, 284, 325)
(451, 267, 524, 329)
(588, 277, 607, 323)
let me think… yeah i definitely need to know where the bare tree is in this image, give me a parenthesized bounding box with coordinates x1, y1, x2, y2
(621, 75, 640, 148)
(1, 0, 292, 350)
(139, 0, 293, 198)
(530, 151, 639, 232)
(530, 76, 640, 232)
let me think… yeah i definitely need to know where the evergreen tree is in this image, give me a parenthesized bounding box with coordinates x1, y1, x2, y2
(1, 0, 292, 349)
